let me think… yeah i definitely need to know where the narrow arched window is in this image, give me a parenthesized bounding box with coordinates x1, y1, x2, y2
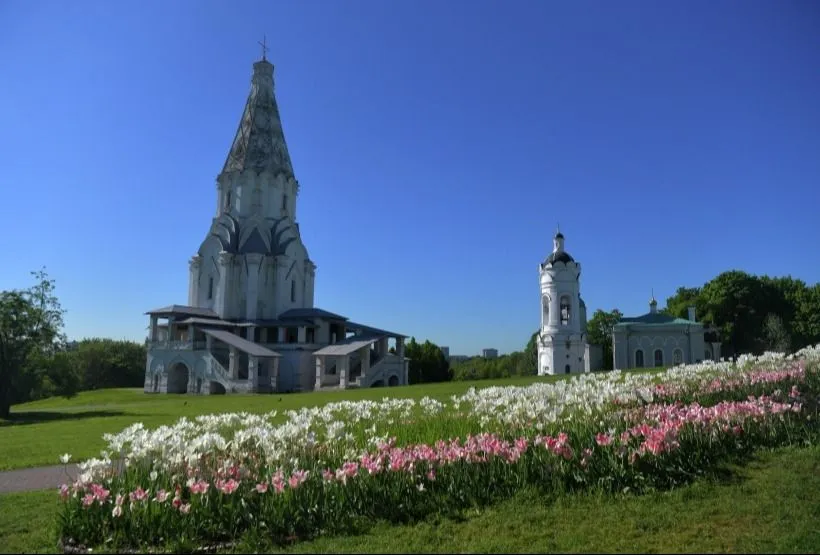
(208, 277, 214, 300)
(654, 349, 664, 367)
(635, 349, 644, 368)
(560, 296, 571, 326)
(225, 191, 232, 209)
(673, 349, 683, 366)
(290, 280, 296, 302)
(282, 194, 288, 213)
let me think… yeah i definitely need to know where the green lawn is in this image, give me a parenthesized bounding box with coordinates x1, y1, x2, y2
(3, 445, 818, 554)
(1, 376, 566, 471)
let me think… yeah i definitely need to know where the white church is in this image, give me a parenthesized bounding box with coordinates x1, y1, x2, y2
(144, 53, 409, 394)
(536, 230, 721, 374)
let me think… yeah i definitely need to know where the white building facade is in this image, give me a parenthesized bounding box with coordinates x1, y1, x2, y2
(537, 232, 598, 375)
(144, 54, 409, 395)
(612, 301, 722, 370)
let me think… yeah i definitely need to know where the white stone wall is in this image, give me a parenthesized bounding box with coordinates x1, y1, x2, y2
(613, 326, 707, 370)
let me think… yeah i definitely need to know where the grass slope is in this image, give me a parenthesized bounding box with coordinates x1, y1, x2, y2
(1, 376, 565, 471)
(2, 445, 817, 554)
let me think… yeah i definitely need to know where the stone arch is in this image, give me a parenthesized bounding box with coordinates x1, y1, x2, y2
(209, 382, 226, 395)
(388, 375, 399, 387)
(167, 362, 190, 394)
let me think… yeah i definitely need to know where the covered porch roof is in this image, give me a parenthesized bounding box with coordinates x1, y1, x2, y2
(201, 328, 281, 358)
(345, 321, 407, 339)
(313, 336, 381, 357)
(145, 305, 220, 319)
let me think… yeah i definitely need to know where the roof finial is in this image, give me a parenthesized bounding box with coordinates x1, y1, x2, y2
(258, 35, 269, 61)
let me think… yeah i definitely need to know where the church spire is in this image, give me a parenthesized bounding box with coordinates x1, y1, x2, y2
(649, 289, 658, 313)
(221, 47, 295, 177)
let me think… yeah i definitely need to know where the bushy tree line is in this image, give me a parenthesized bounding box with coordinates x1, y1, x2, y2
(450, 332, 539, 381)
(403, 337, 452, 384)
(0, 270, 146, 417)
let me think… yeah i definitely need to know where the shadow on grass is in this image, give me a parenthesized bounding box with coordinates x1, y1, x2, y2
(0, 410, 127, 426)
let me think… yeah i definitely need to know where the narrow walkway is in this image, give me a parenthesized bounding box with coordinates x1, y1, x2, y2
(0, 464, 79, 494)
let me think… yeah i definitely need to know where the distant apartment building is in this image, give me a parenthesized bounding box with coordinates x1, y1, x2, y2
(482, 348, 498, 359)
(440, 346, 450, 359)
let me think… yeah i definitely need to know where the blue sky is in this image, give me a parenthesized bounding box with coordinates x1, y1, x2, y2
(1, 0, 818, 356)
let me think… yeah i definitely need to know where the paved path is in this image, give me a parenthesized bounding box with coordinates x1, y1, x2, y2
(0, 464, 79, 494)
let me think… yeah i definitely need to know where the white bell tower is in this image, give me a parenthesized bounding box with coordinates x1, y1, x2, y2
(537, 230, 589, 375)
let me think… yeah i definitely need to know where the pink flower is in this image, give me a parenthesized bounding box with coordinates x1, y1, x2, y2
(112, 505, 123, 518)
(322, 469, 335, 482)
(154, 489, 169, 503)
(82, 494, 95, 507)
(115, 493, 125, 507)
(255, 482, 268, 493)
(189, 480, 210, 495)
(217, 478, 239, 495)
(129, 487, 148, 503)
(179, 503, 191, 514)
(595, 433, 613, 446)
(59, 484, 70, 500)
(426, 469, 436, 481)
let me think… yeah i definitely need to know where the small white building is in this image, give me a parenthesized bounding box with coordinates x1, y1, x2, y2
(537, 231, 600, 375)
(612, 300, 722, 369)
(144, 54, 409, 394)
(482, 348, 499, 359)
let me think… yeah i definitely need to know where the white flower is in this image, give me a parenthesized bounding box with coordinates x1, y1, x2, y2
(149, 471, 158, 482)
(59, 453, 72, 464)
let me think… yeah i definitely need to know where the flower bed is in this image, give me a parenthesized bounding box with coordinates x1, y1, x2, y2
(57, 345, 820, 553)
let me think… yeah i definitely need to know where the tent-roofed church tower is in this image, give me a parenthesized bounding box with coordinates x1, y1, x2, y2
(537, 229, 592, 375)
(188, 51, 316, 321)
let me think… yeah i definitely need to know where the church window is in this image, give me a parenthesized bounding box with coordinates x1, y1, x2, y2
(225, 191, 232, 210)
(635, 349, 645, 368)
(290, 280, 296, 302)
(654, 349, 664, 367)
(560, 296, 571, 326)
(282, 194, 288, 213)
(673, 349, 683, 366)
(208, 277, 214, 300)
(565, 364, 571, 374)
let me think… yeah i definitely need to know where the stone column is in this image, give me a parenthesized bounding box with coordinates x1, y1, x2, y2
(396, 337, 405, 358)
(248, 356, 259, 390)
(229, 346, 238, 380)
(271, 357, 279, 391)
(297, 326, 306, 343)
(314, 356, 323, 389)
(278, 327, 287, 343)
(246, 326, 257, 343)
(360, 345, 371, 376)
(246, 253, 263, 320)
(260, 328, 268, 343)
(150, 316, 158, 342)
(206, 334, 213, 352)
(378, 337, 389, 356)
(188, 256, 201, 306)
(215, 251, 233, 318)
(339, 354, 348, 389)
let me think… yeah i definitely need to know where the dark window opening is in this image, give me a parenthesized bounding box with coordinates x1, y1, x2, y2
(208, 277, 214, 300)
(306, 328, 315, 343)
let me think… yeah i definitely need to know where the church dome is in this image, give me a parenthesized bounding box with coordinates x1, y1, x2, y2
(543, 251, 575, 265)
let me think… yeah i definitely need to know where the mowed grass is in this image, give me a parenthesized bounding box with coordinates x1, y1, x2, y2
(2, 445, 818, 554)
(1, 375, 570, 471)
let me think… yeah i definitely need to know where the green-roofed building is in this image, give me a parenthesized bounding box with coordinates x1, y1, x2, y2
(612, 296, 722, 370)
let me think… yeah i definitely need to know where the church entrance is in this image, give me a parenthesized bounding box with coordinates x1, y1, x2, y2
(209, 381, 226, 395)
(565, 365, 570, 374)
(167, 363, 190, 394)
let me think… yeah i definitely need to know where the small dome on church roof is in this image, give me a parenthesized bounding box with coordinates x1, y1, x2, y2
(544, 251, 575, 265)
(554, 232, 564, 239)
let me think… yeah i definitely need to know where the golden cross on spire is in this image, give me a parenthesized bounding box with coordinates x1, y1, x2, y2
(258, 35, 269, 61)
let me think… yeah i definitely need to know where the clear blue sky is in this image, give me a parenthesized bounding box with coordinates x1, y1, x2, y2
(1, 0, 818, 356)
